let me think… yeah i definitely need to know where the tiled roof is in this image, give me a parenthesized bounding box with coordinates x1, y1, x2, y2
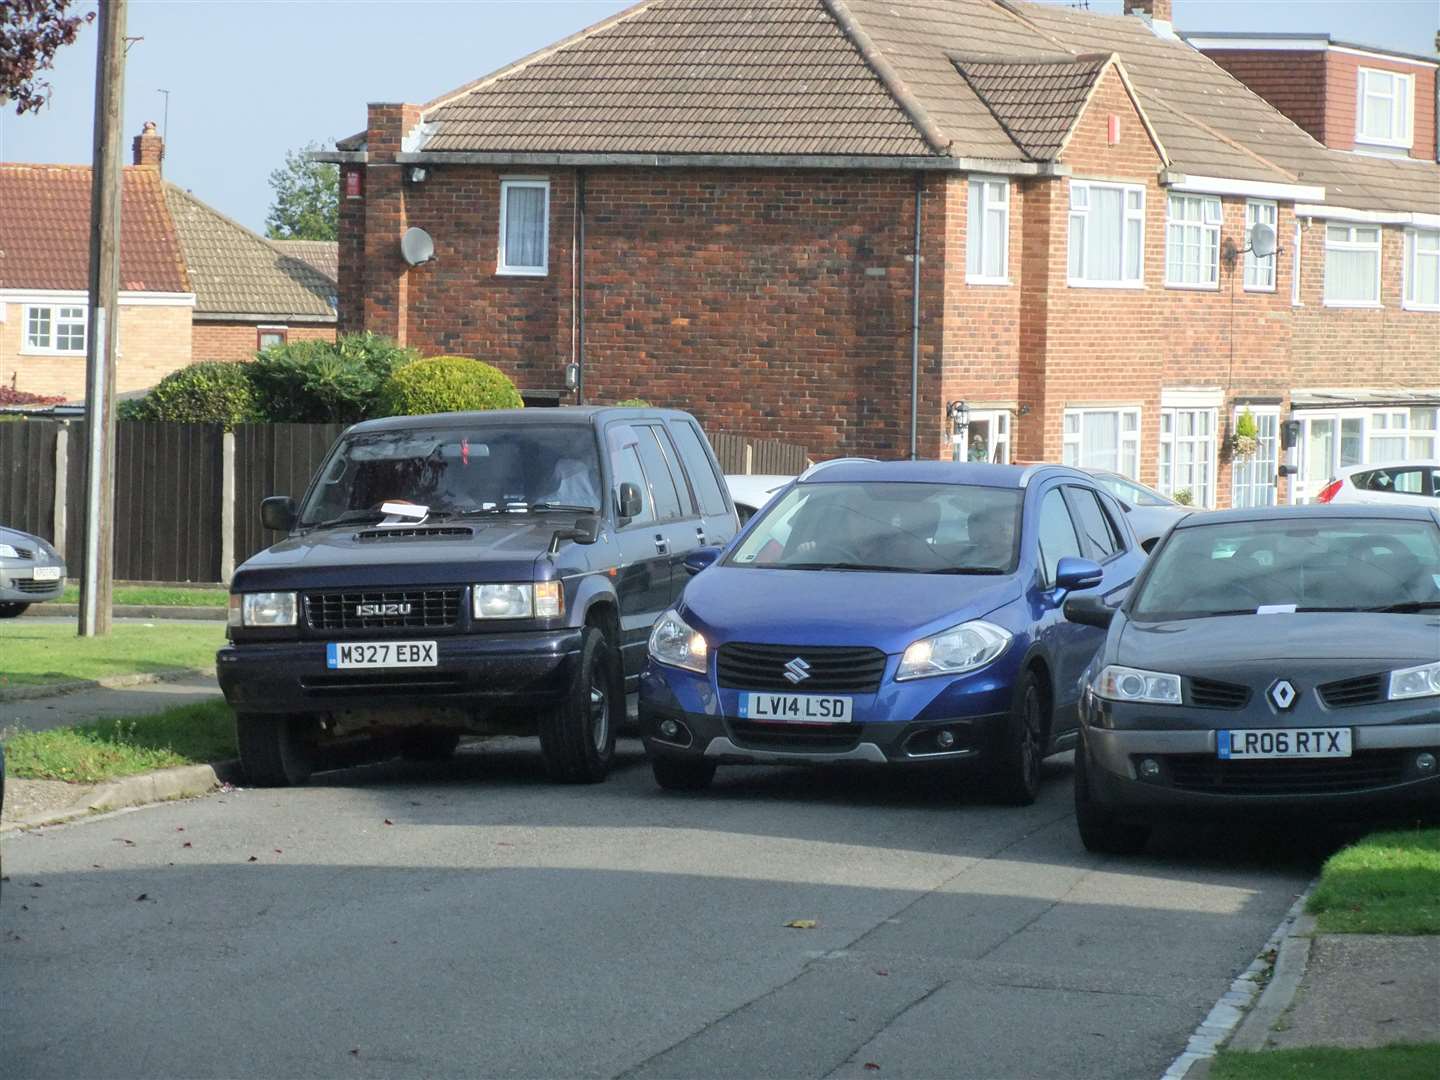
(269, 239, 339, 282)
(422, 0, 933, 157)
(399, 0, 1438, 213)
(951, 53, 1110, 161)
(0, 164, 190, 293)
(164, 186, 336, 320)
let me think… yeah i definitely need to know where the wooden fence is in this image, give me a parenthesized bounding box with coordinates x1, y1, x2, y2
(0, 420, 807, 583)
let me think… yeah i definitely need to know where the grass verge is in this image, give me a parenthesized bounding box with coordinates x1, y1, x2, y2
(58, 584, 228, 608)
(0, 621, 225, 688)
(1212, 1043, 1440, 1080)
(3, 700, 235, 783)
(1305, 827, 1440, 935)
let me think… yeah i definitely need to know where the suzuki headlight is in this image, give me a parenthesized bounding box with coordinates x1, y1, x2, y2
(896, 620, 1011, 681)
(648, 609, 708, 674)
(232, 592, 297, 627)
(0, 544, 19, 559)
(1389, 661, 1440, 701)
(1095, 665, 1182, 705)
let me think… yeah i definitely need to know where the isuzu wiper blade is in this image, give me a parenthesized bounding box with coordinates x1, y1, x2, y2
(307, 510, 388, 530)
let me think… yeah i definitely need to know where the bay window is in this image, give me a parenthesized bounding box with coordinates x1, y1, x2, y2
(1244, 200, 1278, 291)
(1063, 407, 1141, 478)
(1403, 229, 1439, 310)
(498, 178, 550, 276)
(1323, 224, 1381, 306)
(966, 177, 1010, 283)
(1165, 194, 1222, 288)
(1068, 181, 1145, 287)
(1159, 407, 1218, 508)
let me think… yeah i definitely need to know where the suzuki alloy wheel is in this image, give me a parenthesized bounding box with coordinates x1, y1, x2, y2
(236, 712, 314, 787)
(1074, 745, 1150, 855)
(987, 668, 1047, 805)
(651, 755, 716, 792)
(539, 626, 621, 783)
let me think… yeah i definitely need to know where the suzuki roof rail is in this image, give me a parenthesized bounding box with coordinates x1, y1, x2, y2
(1017, 463, 1095, 488)
(798, 457, 879, 481)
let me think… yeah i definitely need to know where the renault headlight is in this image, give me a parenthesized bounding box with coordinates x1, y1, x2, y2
(648, 609, 708, 674)
(1389, 661, 1440, 701)
(1095, 665, 1182, 705)
(230, 592, 297, 627)
(896, 620, 1011, 681)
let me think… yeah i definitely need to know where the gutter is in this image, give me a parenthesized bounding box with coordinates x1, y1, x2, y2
(391, 151, 1065, 176)
(191, 311, 336, 324)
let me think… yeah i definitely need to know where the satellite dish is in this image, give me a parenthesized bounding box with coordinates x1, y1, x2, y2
(1248, 222, 1276, 260)
(400, 227, 434, 267)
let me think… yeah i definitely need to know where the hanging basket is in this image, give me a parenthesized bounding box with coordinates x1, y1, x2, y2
(1230, 433, 1258, 459)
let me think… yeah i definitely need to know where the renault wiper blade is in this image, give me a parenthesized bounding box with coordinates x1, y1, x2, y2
(1365, 601, 1440, 614)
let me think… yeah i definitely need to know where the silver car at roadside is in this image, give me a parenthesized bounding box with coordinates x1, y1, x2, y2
(1082, 470, 1193, 553)
(0, 524, 65, 617)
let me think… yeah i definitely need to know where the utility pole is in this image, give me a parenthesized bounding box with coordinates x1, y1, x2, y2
(79, 0, 127, 637)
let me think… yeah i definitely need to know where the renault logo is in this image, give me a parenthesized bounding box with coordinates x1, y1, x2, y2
(1269, 679, 1298, 710)
(783, 657, 812, 685)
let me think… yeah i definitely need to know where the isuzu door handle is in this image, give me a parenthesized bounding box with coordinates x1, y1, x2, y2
(654, 534, 670, 554)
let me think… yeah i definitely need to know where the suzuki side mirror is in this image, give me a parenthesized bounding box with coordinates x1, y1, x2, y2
(260, 496, 297, 532)
(617, 481, 643, 522)
(1063, 594, 1115, 629)
(683, 546, 722, 576)
(1054, 555, 1103, 593)
(548, 514, 602, 555)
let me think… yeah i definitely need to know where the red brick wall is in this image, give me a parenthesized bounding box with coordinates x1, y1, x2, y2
(1200, 50, 1330, 144)
(191, 321, 335, 362)
(1324, 51, 1436, 159)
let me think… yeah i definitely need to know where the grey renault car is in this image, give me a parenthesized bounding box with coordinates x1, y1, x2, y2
(1066, 504, 1440, 853)
(0, 524, 65, 617)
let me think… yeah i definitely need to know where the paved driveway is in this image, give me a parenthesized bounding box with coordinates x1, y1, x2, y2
(1, 740, 1322, 1079)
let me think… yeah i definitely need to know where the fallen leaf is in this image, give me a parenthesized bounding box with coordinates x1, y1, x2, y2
(349, 1049, 359, 1056)
(496, 842, 514, 847)
(274, 849, 283, 854)
(176, 827, 185, 832)
(182, 842, 192, 849)
(20, 905, 28, 912)
(135, 894, 148, 902)
(383, 819, 394, 826)
(247, 856, 258, 863)
(783, 919, 818, 930)
(28, 881, 42, 888)
(875, 969, 889, 977)
(864, 1064, 881, 1072)
(116, 839, 135, 846)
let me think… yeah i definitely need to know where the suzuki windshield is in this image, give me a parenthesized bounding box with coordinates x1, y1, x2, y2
(299, 425, 603, 527)
(727, 481, 1023, 574)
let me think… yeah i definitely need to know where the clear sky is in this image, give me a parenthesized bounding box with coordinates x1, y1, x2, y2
(1, 0, 1435, 235)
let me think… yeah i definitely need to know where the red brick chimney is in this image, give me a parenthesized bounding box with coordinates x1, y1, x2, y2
(1123, 0, 1172, 22)
(132, 120, 164, 171)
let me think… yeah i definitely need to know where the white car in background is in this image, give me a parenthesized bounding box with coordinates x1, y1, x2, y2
(1315, 461, 1440, 507)
(724, 474, 795, 524)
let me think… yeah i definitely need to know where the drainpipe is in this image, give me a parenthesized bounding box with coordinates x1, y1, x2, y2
(909, 173, 923, 461)
(573, 168, 587, 404)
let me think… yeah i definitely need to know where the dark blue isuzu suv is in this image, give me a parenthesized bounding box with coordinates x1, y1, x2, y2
(218, 407, 737, 786)
(640, 460, 1147, 804)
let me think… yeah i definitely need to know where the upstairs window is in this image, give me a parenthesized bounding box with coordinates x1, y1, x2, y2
(23, 305, 87, 355)
(1068, 181, 1145, 288)
(1165, 194, 1222, 288)
(1244, 200, 1278, 291)
(1324, 224, 1381, 307)
(966, 176, 1010, 283)
(1355, 68, 1414, 151)
(498, 178, 550, 276)
(1404, 229, 1440, 310)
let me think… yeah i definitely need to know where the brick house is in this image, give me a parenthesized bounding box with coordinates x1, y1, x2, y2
(1184, 32, 1439, 163)
(324, 0, 1439, 507)
(1, 123, 337, 401)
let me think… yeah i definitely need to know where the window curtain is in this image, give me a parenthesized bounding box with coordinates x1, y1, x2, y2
(1326, 247, 1378, 302)
(505, 186, 546, 268)
(1087, 187, 1123, 281)
(1081, 412, 1119, 471)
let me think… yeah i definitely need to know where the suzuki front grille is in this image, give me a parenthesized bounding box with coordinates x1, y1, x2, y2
(717, 643, 887, 694)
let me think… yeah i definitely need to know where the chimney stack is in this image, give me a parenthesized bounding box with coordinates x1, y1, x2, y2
(132, 120, 164, 171)
(1123, 0, 1172, 23)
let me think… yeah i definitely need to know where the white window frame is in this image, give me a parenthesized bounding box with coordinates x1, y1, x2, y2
(1355, 68, 1414, 151)
(965, 409, 1011, 463)
(1244, 200, 1278, 292)
(21, 304, 88, 356)
(497, 177, 551, 277)
(1165, 193, 1222, 289)
(1323, 223, 1382, 308)
(1403, 228, 1440, 311)
(1062, 407, 1142, 479)
(1289, 406, 1440, 502)
(966, 176, 1010, 285)
(1158, 406, 1219, 509)
(1230, 405, 1281, 509)
(1067, 180, 1146, 289)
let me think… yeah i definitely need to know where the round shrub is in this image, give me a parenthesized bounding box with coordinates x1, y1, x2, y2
(614, 398, 652, 408)
(377, 356, 523, 416)
(125, 361, 258, 426)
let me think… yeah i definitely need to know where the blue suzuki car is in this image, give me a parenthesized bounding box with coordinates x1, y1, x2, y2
(639, 460, 1148, 804)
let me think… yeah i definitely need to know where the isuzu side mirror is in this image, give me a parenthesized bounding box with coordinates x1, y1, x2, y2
(260, 496, 297, 532)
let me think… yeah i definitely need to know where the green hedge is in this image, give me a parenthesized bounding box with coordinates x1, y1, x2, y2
(247, 332, 419, 422)
(119, 361, 257, 426)
(376, 356, 523, 416)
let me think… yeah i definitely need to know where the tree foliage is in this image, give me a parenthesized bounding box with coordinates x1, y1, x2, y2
(247, 333, 419, 422)
(1, 0, 92, 115)
(264, 142, 339, 241)
(377, 356, 524, 417)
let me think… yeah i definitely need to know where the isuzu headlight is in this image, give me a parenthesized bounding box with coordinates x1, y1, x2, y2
(648, 610, 708, 674)
(472, 582, 563, 620)
(230, 592, 298, 627)
(896, 620, 1011, 681)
